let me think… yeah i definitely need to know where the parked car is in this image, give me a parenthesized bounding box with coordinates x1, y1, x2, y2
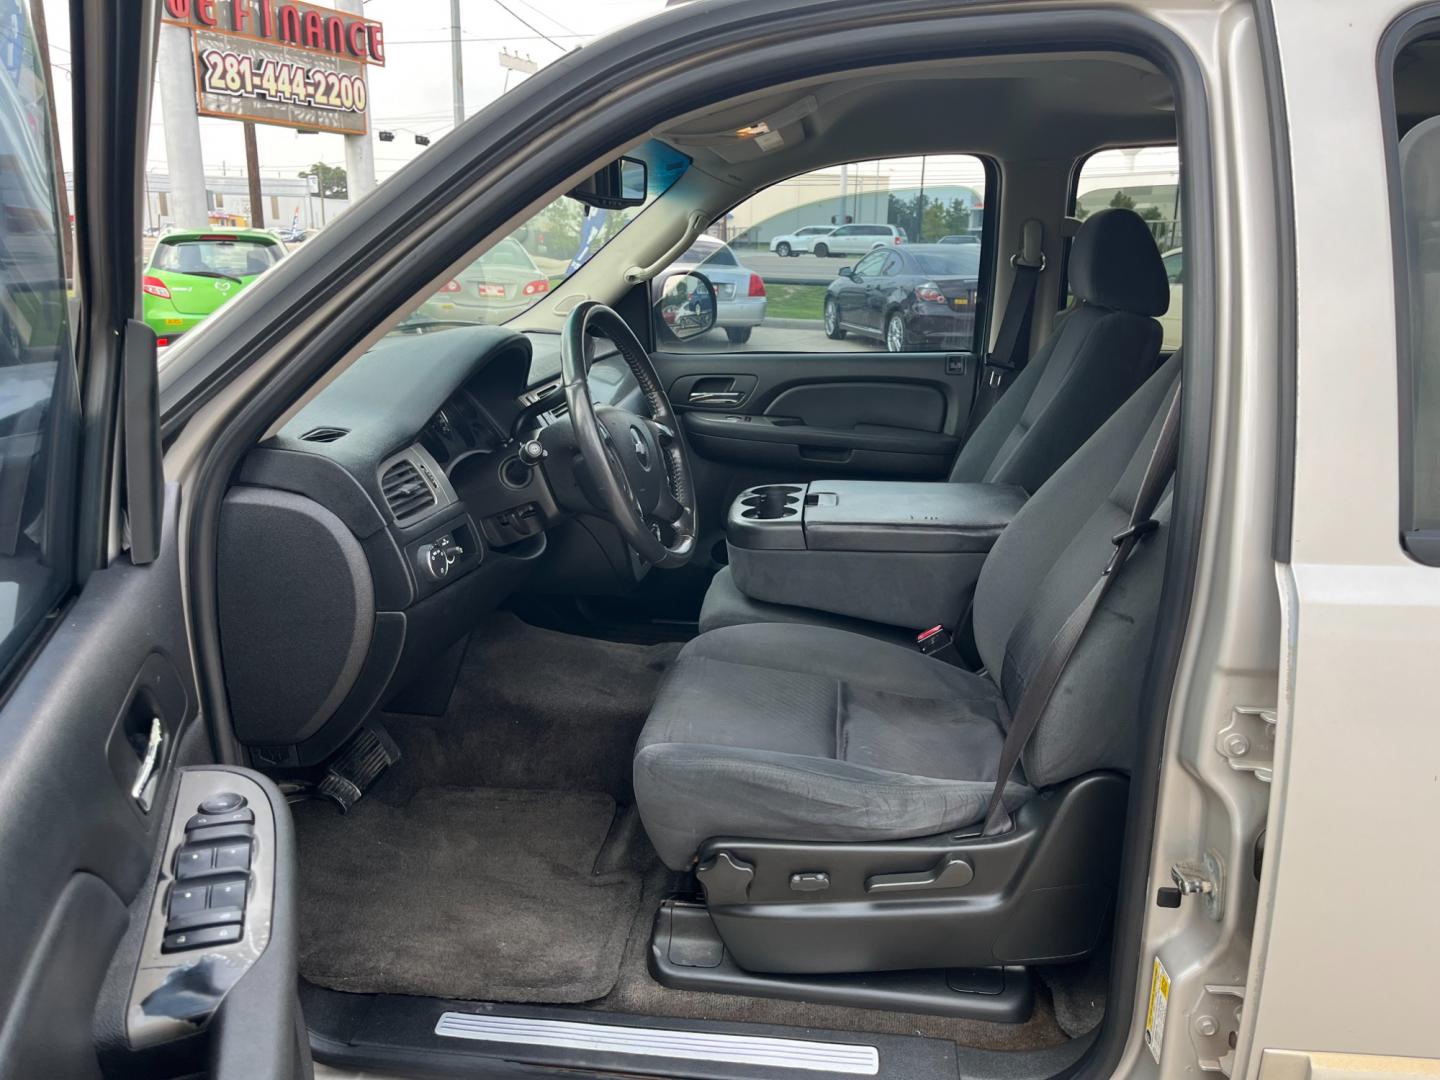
(1159, 246, 1183, 351)
(769, 225, 836, 256)
(939, 233, 979, 244)
(416, 236, 555, 325)
(662, 234, 767, 343)
(823, 242, 980, 350)
(141, 227, 286, 345)
(811, 222, 907, 257)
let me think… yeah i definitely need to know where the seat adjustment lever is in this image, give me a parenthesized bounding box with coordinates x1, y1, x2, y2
(865, 855, 974, 894)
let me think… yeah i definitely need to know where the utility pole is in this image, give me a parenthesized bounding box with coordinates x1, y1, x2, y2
(450, 0, 465, 128)
(243, 122, 264, 228)
(336, 0, 377, 201)
(32, 0, 73, 281)
(838, 163, 848, 225)
(156, 22, 209, 228)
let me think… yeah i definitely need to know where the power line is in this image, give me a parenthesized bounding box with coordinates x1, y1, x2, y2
(507, 0, 578, 36)
(489, 0, 569, 51)
(383, 31, 587, 45)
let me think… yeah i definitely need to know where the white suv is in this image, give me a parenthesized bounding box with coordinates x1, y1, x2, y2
(768, 226, 836, 257)
(811, 223, 907, 257)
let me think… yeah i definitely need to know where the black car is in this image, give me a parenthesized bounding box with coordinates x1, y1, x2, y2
(823, 242, 980, 351)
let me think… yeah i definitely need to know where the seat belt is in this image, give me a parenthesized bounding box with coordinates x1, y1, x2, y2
(966, 219, 1044, 435)
(979, 381, 1182, 836)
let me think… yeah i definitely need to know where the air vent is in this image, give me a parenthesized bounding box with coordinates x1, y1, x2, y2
(300, 426, 349, 443)
(380, 459, 436, 522)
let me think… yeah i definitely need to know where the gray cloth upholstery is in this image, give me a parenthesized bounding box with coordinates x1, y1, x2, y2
(699, 565, 916, 644)
(634, 623, 1032, 869)
(697, 207, 1167, 647)
(636, 357, 1183, 869)
(950, 208, 1167, 492)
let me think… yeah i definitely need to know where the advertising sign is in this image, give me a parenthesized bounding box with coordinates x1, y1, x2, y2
(162, 0, 383, 136)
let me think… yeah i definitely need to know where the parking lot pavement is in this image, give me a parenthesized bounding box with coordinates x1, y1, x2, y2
(681, 323, 879, 353)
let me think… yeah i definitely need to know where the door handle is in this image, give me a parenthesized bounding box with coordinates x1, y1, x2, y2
(689, 391, 744, 406)
(131, 715, 165, 810)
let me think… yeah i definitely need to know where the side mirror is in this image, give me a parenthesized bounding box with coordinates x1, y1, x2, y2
(568, 156, 648, 211)
(654, 271, 718, 342)
(837, 266, 854, 278)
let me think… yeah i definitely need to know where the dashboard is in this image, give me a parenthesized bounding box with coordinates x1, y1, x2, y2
(215, 325, 640, 768)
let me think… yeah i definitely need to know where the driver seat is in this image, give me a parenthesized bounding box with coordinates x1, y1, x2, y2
(633, 356, 1181, 973)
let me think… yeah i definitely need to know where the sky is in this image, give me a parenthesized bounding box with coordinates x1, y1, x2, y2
(42, 0, 672, 186)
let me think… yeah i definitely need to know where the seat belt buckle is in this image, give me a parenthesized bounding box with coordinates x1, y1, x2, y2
(917, 625, 961, 664)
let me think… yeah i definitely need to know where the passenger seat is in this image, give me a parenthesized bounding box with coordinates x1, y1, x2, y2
(700, 207, 1171, 638)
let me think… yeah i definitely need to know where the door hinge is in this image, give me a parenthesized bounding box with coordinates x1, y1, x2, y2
(1188, 983, 1245, 1076)
(1216, 705, 1276, 782)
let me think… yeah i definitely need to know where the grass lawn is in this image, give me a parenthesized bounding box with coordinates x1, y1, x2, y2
(764, 283, 827, 321)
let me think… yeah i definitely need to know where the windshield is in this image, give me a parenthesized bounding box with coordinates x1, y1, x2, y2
(153, 237, 282, 277)
(400, 139, 690, 332)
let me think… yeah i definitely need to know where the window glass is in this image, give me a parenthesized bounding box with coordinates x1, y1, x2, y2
(655, 154, 991, 354)
(1070, 147, 1182, 351)
(1392, 34, 1440, 555)
(399, 139, 691, 334)
(0, 0, 80, 678)
(151, 236, 283, 277)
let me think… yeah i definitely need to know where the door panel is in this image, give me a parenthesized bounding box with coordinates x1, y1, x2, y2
(653, 349, 978, 559)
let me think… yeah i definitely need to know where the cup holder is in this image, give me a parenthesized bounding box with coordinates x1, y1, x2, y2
(740, 486, 801, 521)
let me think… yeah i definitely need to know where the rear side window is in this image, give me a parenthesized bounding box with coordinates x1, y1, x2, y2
(653, 154, 993, 354)
(0, 0, 80, 678)
(1067, 147, 1181, 351)
(1388, 29, 1440, 562)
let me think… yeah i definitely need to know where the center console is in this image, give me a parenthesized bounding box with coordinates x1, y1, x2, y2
(725, 480, 1028, 630)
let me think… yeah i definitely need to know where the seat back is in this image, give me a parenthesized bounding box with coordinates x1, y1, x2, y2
(950, 207, 1169, 493)
(973, 353, 1182, 787)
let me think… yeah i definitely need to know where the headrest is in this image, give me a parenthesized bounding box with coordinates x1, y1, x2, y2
(1069, 207, 1169, 317)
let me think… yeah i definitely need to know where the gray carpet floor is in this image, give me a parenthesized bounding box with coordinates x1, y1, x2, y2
(291, 612, 1087, 1048)
(294, 788, 644, 1003)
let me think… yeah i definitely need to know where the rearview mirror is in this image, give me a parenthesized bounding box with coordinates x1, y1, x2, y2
(654, 271, 718, 342)
(568, 156, 648, 210)
(837, 266, 854, 278)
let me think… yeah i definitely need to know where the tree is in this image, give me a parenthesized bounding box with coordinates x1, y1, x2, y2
(300, 162, 348, 198)
(1108, 188, 1137, 210)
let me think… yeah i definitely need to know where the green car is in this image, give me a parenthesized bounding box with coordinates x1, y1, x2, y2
(141, 228, 286, 344)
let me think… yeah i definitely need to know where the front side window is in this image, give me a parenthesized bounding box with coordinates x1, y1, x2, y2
(654, 154, 992, 354)
(0, 0, 80, 678)
(1070, 147, 1182, 351)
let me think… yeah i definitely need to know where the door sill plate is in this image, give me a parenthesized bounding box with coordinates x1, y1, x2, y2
(433, 1012, 881, 1074)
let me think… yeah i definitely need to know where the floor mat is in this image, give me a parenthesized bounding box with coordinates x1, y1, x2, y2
(375, 613, 682, 805)
(295, 787, 644, 1003)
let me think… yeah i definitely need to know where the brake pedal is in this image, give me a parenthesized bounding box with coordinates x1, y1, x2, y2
(317, 723, 400, 812)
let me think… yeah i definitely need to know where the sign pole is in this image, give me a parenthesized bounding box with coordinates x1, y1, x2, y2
(450, 0, 464, 129)
(243, 122, 264, 229)
(156, 22, 209, 229)
(336, 0, 378, 200)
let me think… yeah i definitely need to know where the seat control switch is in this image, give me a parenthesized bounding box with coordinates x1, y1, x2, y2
(789, 872, 830, 893)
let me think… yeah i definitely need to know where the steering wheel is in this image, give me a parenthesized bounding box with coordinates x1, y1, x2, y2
(560, 301, 697, 568)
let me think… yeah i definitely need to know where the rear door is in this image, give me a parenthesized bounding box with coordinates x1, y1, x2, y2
(647, 154, 996, 563)
(0, 4, 306, 1077)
